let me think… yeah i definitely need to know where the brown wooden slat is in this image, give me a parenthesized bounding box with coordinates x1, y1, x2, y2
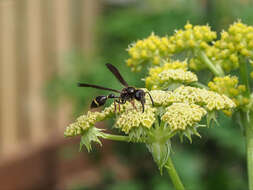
(0, 1, 2, 155)
(83, 0, 100, 57)
(15, 0, 30, 143)
(26, 0, 47, 142)
(53, 0, 72, 131)
(41, 0, 59, 132)
(0, 1, 18, 155)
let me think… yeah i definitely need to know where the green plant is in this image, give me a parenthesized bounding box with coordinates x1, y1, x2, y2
(65, 21, 253, 189)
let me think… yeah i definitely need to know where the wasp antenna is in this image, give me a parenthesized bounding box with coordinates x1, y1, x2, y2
(146, 92, 154, 106)
(141, 99, 145, 113)
(77, 82, 121, 93)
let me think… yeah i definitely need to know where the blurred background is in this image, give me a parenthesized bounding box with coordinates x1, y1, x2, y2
(0, 0, 253, 189)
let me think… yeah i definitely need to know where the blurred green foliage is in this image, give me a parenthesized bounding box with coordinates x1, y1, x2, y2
(47, 0, 253, 189)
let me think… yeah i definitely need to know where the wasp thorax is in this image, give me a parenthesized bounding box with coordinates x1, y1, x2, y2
(126, 87, 135, 94)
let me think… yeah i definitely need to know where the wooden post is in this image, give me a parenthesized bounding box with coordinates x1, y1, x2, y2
(0, 1, 18, 155)
(26, 0, 47, 143)
(83, 0, 100, 57)
(53, 0, 72, 131)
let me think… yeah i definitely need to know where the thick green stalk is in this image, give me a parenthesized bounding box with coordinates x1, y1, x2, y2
(165, 157, 185, 190)
(198, 51, 224, 77)
(241, 112, 253, 190)
(239, 59, 250, 97)
(239, 58, 253, 189)
(246, 119, 253, 190)
(103, 133, 131, 142)
(191, 82, 209, 89)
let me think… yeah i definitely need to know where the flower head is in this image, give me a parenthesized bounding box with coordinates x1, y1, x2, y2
(161, 103, 207, 131)
(126, 33, 170, 71)
(208, 76, 247, 107)
(64, 105, 115, 137)
(148, 90, 174, 106)
(214, 21, 253, 71)
(145, 59, 197, 90)
(167, 23, 217, 54)
(173, 86, 236, 111)
(147, 68, 197, 90)
(115, 102, 157, 134)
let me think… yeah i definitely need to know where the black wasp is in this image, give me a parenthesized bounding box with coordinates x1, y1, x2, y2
(78, 63, 154, 113)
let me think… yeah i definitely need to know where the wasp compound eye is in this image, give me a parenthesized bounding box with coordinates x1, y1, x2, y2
(91, 96, 107, 108)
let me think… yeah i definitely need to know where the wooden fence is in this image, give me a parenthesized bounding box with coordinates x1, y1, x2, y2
(0, 0, 100, 159)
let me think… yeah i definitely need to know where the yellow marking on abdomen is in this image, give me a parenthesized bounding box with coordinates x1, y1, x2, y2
(93, 99, 99, 106)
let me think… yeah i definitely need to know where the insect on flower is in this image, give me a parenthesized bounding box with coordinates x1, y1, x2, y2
(78, 63, 154, 112)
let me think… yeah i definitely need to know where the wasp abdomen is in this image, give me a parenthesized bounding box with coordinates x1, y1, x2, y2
(91, 95, 107, 108)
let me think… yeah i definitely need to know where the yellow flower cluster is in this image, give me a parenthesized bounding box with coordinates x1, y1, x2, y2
(208, 76, 248, 107)
(158, 69, 197, 88)
(167, 23, 217, 54)
(126, 33, 170, 71)
(146, 60, 188, 89)
(115, 102, 156, 133)
(147, 90, 174, 106)
(165, 22, 217, 71)
(161, 103, 207, 131)
(173, 86, 236, 111)
(214, 21, 253, 71)
(145, 60, 196, 90)
(147, 86, 235, 111)
(64, 105, 115, 137)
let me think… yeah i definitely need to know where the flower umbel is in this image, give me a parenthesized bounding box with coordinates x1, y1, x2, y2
(145, 60, 190, 89)
(167, 23, 217, 54)
(115, 101, 157, 134)
(161, 103, 207, 131)
(214, 21, 253, 71)
(208, 76, 248, 107)
(173, 85, 236, 111)
(126, 33, 170, 71)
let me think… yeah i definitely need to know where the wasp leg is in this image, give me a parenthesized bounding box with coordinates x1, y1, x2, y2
(130, 100, 138, 111)
(113, 100, 117, 112)
(107, 94, 120, 113)
(115, 99, 126, 112)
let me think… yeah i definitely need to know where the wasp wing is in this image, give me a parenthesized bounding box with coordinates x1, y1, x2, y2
(106, 63, 129, 87)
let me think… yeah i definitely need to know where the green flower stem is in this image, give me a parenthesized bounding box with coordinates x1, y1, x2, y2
(103, 133, 131, 142)
(191, 82, 208, 89)
(239, 58, 250, 97)
(165, 157, 185, 190)
(198, 51, 224, 77)
(241, 112, 253, 190)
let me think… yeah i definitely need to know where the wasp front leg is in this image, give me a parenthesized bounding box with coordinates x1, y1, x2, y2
(130, 100, 138, 111)
(115, 99, 126, 112)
